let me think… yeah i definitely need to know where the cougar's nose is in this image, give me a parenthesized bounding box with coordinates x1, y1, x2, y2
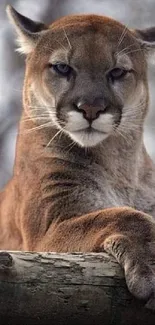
(75, 99, 107, 122)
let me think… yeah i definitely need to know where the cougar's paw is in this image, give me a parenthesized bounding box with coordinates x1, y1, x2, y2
(125, 260, 155, 309)
(104, 234, 155, 310)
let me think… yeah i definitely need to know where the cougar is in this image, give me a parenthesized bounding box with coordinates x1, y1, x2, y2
(2, 5, 155, 308)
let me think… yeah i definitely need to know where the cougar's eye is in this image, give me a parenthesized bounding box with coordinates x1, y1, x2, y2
(108, 68, 128, 81)
(51, 63, 72, 77)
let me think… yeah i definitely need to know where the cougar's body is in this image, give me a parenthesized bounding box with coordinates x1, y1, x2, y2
(1, 6, 155, 307)
(1, 116, 155, 250)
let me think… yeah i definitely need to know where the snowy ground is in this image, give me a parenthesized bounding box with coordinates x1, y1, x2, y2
(0, 0, 155, 188)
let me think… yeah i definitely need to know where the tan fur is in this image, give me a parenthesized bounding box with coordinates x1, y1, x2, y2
(2, 5, 155, 308)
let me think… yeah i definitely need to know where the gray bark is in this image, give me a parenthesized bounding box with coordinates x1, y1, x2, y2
(0, 251, 155, 325)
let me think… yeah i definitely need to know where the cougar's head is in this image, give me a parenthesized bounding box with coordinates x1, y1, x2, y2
(7, 5, 155, 147)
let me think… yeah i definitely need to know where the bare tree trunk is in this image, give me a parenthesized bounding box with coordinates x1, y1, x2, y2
(0, 251, 155, 325)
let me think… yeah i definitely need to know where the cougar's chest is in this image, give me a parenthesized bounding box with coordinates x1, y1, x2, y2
(85, 170, 135, 210)
(39, 162, 135, 220)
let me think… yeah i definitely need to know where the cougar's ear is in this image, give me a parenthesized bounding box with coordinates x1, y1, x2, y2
(6, 5, 48, 54)
(133, 27, 155, 62)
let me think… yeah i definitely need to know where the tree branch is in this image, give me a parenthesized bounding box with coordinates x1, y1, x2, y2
(0, 251, 155, 325)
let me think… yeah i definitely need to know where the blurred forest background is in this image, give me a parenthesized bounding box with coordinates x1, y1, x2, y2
(0, 0, 155, 188)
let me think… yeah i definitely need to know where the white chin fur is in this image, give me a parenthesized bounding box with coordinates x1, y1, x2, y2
(68, 130, 109, 147)
(65, 111, 114, 147)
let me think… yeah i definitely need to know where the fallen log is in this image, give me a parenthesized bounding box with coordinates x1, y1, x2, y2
(0, 251, 155, 325)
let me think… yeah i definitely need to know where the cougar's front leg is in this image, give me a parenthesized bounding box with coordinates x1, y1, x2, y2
(37, 206, 155, 309)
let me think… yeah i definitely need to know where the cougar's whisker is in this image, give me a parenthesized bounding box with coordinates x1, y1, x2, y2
(22, 121, 53, 134)
(62, 27, 72, 50)
(46, 129, 63, 148)
(117, 25, 128, 49)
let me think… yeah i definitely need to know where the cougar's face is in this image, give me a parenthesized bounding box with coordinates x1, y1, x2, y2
(27, 16, 148, 147)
